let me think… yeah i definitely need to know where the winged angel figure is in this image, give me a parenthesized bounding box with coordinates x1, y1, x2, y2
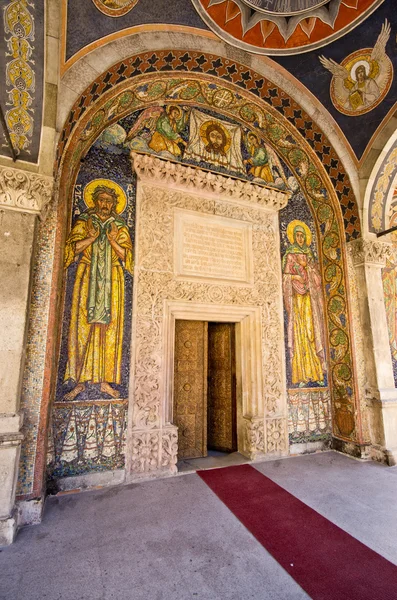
(125, 105, 189, 158)
(319, 20, 391, 115)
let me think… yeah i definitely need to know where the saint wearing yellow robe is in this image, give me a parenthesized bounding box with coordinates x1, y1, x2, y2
(244, 132, 274, 183)
(63, 185, 133, 401)
(282, 223, 326, 387)
(148, 105, 188, 157)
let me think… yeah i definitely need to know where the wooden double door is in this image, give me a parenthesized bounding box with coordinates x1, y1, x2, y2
(174, 320, 237, 460)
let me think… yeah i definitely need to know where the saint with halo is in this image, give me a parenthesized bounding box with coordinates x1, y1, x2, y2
(63, 179, 133, 401)
(282, 220, 326, 387)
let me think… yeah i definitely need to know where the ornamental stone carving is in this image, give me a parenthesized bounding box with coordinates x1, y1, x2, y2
(348, 239, 393, 267)
(245, 418, 265, 458)
(0, 166, 53, 215)
(266, 419, 287, 455)
(131, 153, 290, 211)
(126, 155, 289, 478)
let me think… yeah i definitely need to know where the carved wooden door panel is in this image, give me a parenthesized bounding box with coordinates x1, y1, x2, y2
(207, 323, 237, 453)
(174, 320, 208, 460)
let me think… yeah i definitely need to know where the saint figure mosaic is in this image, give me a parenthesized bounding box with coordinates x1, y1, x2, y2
(63, 180, 134, 402)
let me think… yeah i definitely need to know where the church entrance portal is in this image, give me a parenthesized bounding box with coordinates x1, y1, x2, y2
(173, 320, 237, 460)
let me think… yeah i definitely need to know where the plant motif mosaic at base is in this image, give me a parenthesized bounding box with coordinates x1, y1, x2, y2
(288, 389, 331, 444)
(47, 401, 128, 480)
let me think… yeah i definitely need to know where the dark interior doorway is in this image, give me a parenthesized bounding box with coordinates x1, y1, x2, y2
(173, 320, 237, 461)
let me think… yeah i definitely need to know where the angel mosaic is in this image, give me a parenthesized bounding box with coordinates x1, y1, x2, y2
(319, 20, 393, 116)
(125, 105, 190, 159)
(96, 105, 292, 190)
(244, 132, 286, 187)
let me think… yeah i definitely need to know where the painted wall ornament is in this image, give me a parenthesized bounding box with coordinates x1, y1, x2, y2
(3, 0, 36, 153)
(91, 0, 139, 17)
(192, 0, 384, 55)
(319, 20, 393, 116)
(62, 179, 134, 402)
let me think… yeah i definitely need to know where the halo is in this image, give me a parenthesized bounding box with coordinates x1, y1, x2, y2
(166, 104, 182, 118)
(286, 219, 312, 246)
(351, 60, 370, 81)
(199, 120, 231, 153)
(83, 179, 127, 215)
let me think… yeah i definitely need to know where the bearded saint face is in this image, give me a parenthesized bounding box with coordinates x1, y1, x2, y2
(95, 192, 117, 220)
(205, 125, 227, 155)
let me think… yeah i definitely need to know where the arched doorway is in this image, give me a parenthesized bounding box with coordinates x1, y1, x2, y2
(19, 51, 366, 496)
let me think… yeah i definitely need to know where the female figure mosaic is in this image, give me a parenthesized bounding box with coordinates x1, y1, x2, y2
(282, 220, 326, 387)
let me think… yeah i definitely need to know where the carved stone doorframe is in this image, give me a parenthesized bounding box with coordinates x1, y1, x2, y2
(162, 301, 265, 462)
(126, 154, 290, 482)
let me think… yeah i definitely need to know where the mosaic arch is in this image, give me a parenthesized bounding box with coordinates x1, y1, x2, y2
(367, 134, 397, 234)
(191, 0, 384, 55)
(18, 51, 365, 497)
(54, 58, 362, 442)
(365, 130, 397, 388)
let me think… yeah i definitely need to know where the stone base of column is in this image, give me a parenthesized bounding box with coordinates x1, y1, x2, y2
(0, 414, 23, 546)
(16, 498, 45, 528)
(0, 512, 17, 546)
(370, 444, 397, 466)
(126, 426, 178, 482)
(53, 468, 126, 494)
(369, 389, 397, 466)
(331, 437, 371, 460)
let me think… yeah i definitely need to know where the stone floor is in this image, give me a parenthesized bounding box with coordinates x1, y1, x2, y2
(1, 451, 397, 600)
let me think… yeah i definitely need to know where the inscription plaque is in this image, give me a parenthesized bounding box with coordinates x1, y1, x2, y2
(174, 210, 253, 284)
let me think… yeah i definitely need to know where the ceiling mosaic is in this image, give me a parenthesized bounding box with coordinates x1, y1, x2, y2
(192, 0, 384, 55)
(319, 19, 392, 116)
(91, 0, 139, 17)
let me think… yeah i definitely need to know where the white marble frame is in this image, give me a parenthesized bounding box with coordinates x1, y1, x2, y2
(126, 155, 290, 480)
(162, 301, 264, 458)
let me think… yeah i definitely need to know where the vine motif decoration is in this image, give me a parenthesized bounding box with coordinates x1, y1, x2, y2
(3, 0, 35, 153)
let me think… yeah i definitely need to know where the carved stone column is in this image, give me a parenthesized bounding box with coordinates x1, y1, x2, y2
(127, 154, 290, 480)
(348, 238, 397, 465)
(0, 166, 53, 545)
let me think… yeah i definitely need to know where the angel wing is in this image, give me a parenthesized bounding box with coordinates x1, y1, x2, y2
(371, 20, 391, 63)
(319, 55, 350, 80)
(125, 106, 164, 141)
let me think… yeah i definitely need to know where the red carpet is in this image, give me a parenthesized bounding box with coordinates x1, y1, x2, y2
(198, 464, 397, 600)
